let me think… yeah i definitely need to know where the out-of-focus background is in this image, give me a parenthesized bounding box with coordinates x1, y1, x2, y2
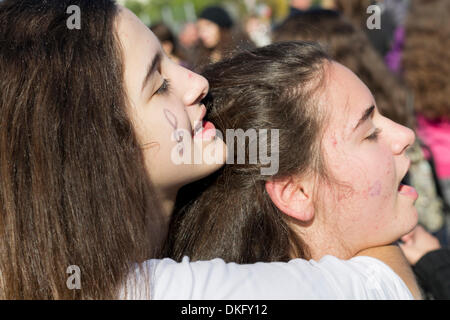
(118, 0, 293, 31)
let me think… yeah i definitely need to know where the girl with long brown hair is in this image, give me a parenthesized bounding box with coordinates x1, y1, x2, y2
(189, 5, 254, 71)
(0, 0, 420, 299)
(0, 0, 224, 299)
(167, 41, 420, 286)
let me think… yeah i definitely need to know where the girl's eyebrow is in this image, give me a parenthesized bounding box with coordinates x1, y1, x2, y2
(352, 105, 375, 132)
(141, 51, 162, 93)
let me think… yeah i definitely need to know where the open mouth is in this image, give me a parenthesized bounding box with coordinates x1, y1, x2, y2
(398, 183, 418, 200)
(396, 159, 417, 200)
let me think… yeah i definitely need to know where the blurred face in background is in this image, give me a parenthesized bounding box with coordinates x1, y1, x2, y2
(179, 22, 199, 49)
(197, 18, 220, 49)
(290, 0, 313, 10)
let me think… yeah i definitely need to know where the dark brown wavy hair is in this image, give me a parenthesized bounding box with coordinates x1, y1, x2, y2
(0, 0, 164, 299)
(272, 9, 413, 128)
(166, 42, 331, 263)
(402, 0, 450, 120)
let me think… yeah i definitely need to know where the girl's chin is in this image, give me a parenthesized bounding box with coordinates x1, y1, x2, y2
(398, 206, 419, 236)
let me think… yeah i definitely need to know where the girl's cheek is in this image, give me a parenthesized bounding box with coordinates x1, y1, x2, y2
(368, 180, 382, 197)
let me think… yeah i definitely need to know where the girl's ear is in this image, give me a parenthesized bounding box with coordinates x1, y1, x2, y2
(265, 176, 314, 222)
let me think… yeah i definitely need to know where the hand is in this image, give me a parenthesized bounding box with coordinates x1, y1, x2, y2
(399, 225, 441, 265)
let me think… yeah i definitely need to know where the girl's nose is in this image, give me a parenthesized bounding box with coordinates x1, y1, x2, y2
(182, 71, 209, 107)
(391, 122, 416, 155)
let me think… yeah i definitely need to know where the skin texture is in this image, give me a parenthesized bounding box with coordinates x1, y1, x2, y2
(400, 225, 442, 265)
(115, 8, 226, 218)
(197, 18, 221, 49)
(277, 62, 418, 260)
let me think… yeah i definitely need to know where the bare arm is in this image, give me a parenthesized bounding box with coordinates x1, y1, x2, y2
(356, 245, 422, 300)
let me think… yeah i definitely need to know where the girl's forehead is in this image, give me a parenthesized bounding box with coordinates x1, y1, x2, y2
(323, 62, 375, 138)
(116, 8, 160, 54)
(115, 7, 161, 98)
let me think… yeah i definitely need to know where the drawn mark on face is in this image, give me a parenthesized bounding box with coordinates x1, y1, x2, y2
(368, 180, 382, 197)
(164, 108, 184, 157)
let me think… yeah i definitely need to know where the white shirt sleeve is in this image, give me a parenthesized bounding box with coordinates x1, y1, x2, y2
(124, 255, 413, 300)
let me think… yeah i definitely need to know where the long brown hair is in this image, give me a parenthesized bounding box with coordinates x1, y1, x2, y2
(166, 42, 330, 263)
(0, 0, 164, 299)
(402, 0, 450, 120)
(273, 9, 413, 128)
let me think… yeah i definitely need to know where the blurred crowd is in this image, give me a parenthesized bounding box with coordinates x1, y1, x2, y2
(147, 0, 450, 299)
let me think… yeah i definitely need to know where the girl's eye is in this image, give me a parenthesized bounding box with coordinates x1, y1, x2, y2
(365, 128, 382, 141)
(155, 78, 171, 96)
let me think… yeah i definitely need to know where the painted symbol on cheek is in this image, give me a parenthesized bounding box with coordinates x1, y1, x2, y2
(164, 109, 184, 157)
(368, 180, 382, 197)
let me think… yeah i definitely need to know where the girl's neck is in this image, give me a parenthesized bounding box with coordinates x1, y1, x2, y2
(155, 186, 179, 224)
(291, 222, 354, 261)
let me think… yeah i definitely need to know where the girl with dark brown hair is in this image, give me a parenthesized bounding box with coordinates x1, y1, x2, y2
(0, 0, 224, 299)
(167, 41, 419, 282)
(0, 0, 420, 299)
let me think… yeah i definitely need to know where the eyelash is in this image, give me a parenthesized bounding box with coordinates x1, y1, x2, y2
(155, 78, 171, 95)
(366, 128, 382, 141)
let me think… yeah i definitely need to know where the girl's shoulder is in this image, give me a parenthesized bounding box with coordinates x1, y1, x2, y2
(125, 255, 413, 300)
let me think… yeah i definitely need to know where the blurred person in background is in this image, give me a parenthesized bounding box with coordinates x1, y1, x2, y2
(178, 22, 199, 50)
(150, 22, 189, 67)
(190, 5, 254, 71)
(273, 9, 447, 245)
(402, 0, 450, 212)
(288, 0, 315, 17)
(244, 4, 272, 48)
(321, 0, 337, 10)
(380, 0, 411, 74)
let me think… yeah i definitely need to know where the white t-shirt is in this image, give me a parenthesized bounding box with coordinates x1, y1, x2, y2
(121, 255, 413, 300)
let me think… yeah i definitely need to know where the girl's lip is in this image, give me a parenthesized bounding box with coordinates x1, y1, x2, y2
(398, 184, 418, 201)
(193, 121, 216, 140)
